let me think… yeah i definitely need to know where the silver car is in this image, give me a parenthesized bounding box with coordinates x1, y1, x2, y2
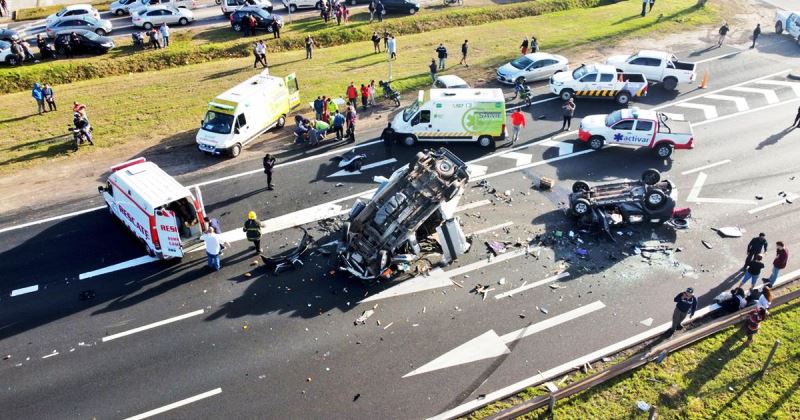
(45, 16, 113, 38)
(110, 0, 139, 16)
(496, 52, 569, 85)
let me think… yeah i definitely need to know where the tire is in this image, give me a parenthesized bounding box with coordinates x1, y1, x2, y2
(408, 7, 416, 14)
(179, 17, 189, 25)
(641, 168, 661, 185)
(655, 143, 673, 158)
(115, 9, 125, 15)
(144, 22, 153, 30)
(6, 55, 19, 66)
(588, 136, 604, 150)
(515, 76, 525, 85)
(644, 190, 667, 210)
(230, 143, 242, 158)
(95, 28, 106, 36)
(402, 135, 417, 146)
(477, 135, 494, 148)
(233, 23, 242, 32)
(393, 96, 400, 107)
(435, 159, 455, 178)
(289, 4, 297, 12)
(559, 89, 574, 101)
(616, 91, 631, 105)
(662, 77, 678, 91)
(571, 198, 591, 215)
(571, 181, 590, 193)
(776, 21, 783, 34)
(276, 115, 286, 128)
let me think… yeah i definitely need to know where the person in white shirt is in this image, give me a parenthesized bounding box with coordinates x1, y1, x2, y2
(202, 227, 229, 271)
(756, 286, 773, 310)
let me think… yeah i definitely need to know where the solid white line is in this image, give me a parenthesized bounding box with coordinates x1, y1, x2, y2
(494, 272, 570, 300)
(327, 158, 398, 178)
(42, 351, 59, 359)
(499, 301, 606, 344)
(455, 200, 492, 213)
(79, 255, 160, 280)
(728, 86, 779, 104)
(685, 172, 755, 205)
(704, 94, 748, 112)
(693, 50, 741, 64)
(675, 103, 718, 119)
(10, 285, 39, 297)
(102, 309, 204, 342)
(681, 159, 731, 175)
(124, 388, 222, 420)
(748, 193, 798, 214)
(0, 205, 106, 234)
(475, 149, 596, 181)
(506, 97, 558, 111)
(468, 221, 513, 236)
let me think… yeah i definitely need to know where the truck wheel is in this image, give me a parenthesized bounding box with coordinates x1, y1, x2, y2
(776, 21, 783, 34)
(571, 198, 591, 215)
(641, 168, 661, 185)
(230, 143, 242, 158)
(436, 159, 456, 178)
(289, 4, 297, 12)
(559, 89, 574, 101)
(572, 181, 590, 193)
(477, 135, 494, 148)
(662, 77, 678, 91)
(276, 115, 286, 128)
(402, 135, 417, 146)
(655, 143, 673, 158)
(644, 190, 667, 210)
(588, 136, 604, 150)
(616, 91, 631, 105)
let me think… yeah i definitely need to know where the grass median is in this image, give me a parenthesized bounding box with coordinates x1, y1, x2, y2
(471, 299, 800, 419)
(0, 0, 718, 173)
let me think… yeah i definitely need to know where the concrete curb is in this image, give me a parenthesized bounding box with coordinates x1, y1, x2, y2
(789, 70, 800, 81)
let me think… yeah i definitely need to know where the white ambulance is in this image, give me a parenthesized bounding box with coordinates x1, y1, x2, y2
(98, 157, 207, 259)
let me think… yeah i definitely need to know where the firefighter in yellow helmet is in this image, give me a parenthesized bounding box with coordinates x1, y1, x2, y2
(243, 211, 263, 254)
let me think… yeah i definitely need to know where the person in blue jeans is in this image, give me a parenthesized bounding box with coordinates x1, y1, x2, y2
(201, 227, 229, 271)
(769, 241, 789, 286)
(740, 254, 764, 288)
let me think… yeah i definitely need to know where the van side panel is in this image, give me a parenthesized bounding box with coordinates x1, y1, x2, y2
(107, 179, 158, 253)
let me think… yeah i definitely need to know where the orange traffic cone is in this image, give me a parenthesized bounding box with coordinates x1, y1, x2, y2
(699, 69, 709, 89)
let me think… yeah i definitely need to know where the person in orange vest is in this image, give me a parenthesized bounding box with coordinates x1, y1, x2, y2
(510, 109, 526, 146)
(346, 82, 358, 107)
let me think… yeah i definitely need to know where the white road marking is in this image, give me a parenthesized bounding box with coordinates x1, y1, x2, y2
(693, 96, 800, 127)
(493, 272, 570, 300)
(661, 113, 685, 120)
(754, 79, 800, 96)
(675, 103, 718, 120)
(102, 309, 204, 342)
(693, 50, 741, 64)
(327, 158, 397, 178)
(404, 301, 605, 377)
(651, 69, 789, 110)
(466, 164, 489, 177)
(0, 205, 106, 234)
(124, 388, 222, 420)
(506, 97, 558, 111)
(538, 139, 574, 156)
(728, 86, 779, 104)
(79, 255, 160, 280)
(41, 351, 59, 359)
(685, 172, 756, 205)
(681, 159, 731, 175)
(10, 285, 39, 297)
(454, 199, 492, 213)
(474, 149, 597, 181)
(468, 221, 513, 236)
(218, 202, 350, 244)
(704, 94, 749, 112)
(748, 193, 798, 214)
(498, 152, 533, 166)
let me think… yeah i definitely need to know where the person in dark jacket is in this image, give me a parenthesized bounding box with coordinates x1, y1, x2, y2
(768, 241, 789, 285)
(313, 96, 324, 120)
(669, 288, 697, 334)
(271, 19, 280, 39)
(371, 31, 381, 53)
(381, 122, 395, 157)
(263, 153, 276, 190)
(459, 39, 468, 66)
(744, 232, 768, 269)
(435, 43, 447, 70)
(243, 211, 263, 253)
(740, 254, 765, 288)
(743, 307, 767, 346)
(429, 58, 437, 84)
(375, 0, 384, 22)
(751, 23, 761, 49)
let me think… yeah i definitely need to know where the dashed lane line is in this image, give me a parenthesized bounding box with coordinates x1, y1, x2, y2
(101, 309, 205, 342)
(124, 388, 222, 420)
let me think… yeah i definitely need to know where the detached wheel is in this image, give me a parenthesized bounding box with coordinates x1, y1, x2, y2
(616, 91, 631, 105)
(641, 168, 661, 185)
(655, 143, 673, 158)
(572, 181, 590, 193)
(776, 21, 783, 34)
(477, 135, 494, 148)
(588, 136, 604, 150)
(559, 89, 574, 101)
(230, 143, 242, 158)
(402, 135, 417, 146)
(662, 77, 678, 91)
(571, 198, 591, 216)
(644, 190, 667, 210)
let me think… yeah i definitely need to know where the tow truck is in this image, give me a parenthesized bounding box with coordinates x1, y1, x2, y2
(548, 63, 648, 105)
(578, 108, 694, 158)
(337, 148, 471, 284)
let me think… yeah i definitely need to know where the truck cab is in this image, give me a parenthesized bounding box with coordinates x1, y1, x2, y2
(605, 50, 696, 91)
(775, 10, 800, 42)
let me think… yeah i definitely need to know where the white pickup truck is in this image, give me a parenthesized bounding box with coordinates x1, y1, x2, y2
(605, 50, 696, 91)
(775, 10, 800, 43)
(578, 108, 694, 158)
(549, 64, 648, 105)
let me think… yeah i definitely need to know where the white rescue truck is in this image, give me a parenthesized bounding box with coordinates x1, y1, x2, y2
(605, 50, 696, 91)
(549, 64, 648, 105)
(99, 158, 207, 259)
(578, 108, 694, 158)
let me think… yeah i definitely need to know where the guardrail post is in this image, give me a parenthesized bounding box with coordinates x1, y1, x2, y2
(547, 393, 555, 414)
(760, 340, 781, 377)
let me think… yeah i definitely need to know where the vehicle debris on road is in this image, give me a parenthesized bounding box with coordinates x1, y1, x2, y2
(354, 310, 375, 325)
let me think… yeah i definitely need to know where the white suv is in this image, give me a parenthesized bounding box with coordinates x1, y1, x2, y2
(221, 0, 273, 15)
(283, 0, 318, 13)
(128, 0, 195, 15)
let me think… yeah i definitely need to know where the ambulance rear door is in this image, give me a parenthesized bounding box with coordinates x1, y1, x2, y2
(155, 209, 184, 258)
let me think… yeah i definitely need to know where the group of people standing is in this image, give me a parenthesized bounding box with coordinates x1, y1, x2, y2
(370, 31, 397, 58)
(31, 82, 57, 115)
(345, 81, 378, 111)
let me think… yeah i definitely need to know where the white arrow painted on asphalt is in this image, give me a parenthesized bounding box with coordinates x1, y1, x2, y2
(675, 103, 718, 120)
(403, 301, 606, 377)
(685, 172, 756, 205)
(538, 139, 574, 156)
(327, 158, 397, 178)
(728, 86, 779, 104)
(704, 94, 749, 112)
(498, 151, 533, 166)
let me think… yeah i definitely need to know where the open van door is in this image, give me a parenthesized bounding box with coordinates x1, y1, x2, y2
(155, 209, 184, 258)
(285, 73, 301, 108)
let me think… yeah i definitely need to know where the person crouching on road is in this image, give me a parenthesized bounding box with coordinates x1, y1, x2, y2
(243, 211, 263, 254)
(202, 227, 229, 271)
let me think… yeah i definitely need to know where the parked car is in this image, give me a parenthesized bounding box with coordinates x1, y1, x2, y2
(0, 40, 20, 66)
(229, 9, 282, 33)
(549, 63, 648, 105)
(222, 0, 273, 15)
(0, 29, 20, 42)
(382, 0, 420, 15)
(45, 16, 113, 38)
(110, 0, 140, 16)
(496, 52, 569, 85)
(605, 50, 696, 91)
(128, 0, 196, 15)
(132, 6, 194, 28)
(45, 4, 101, 24)
(282, 0, 318, 13)
(433, 75, 470, 89)
(54, 32, 115, 55)
(775, 10, 800, 43)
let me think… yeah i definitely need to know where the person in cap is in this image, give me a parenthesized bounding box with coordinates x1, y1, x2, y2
(669, 287, 697, 334)
(243, 211, 263, 254)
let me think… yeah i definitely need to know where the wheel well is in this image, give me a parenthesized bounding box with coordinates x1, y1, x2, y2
(654, 140, 675, 148)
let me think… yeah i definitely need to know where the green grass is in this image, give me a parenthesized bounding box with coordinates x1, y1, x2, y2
(472, 299, 800, 419)
(0, 0, 718, 173)
(14, 0, 114, 21)
(0, 0, 611, 94)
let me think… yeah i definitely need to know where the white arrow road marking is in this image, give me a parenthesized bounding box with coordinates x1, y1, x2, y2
(466, 164, 488, 177)
(728, 86, 779, 104)
(754, 79, 800, 96)
(748, 193, 798, 214)
(403, 301, 606, 377)
(681, 159, 731, 175)
(494, 272, 570, 300)
(538, 139, 574, 156)
(675, 103, 718, 120)
(327, 158, 397, 178)
(498, 151, 533, 166)
(124, 388, 222, 420)
(704, 94, 749, 112)
(685, 172, 756, 205)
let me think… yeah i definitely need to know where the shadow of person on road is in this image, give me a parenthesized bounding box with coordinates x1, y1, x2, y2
(756, 126, 794, 150)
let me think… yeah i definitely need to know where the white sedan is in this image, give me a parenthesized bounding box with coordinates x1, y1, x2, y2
(496, 52, 569, 85)
(434, 75, 470, 89)
(46, 4, 101, 25)
(132, 6, 194, 28)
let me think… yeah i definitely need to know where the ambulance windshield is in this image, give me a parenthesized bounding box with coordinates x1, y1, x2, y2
(402, 99, 421, 122)
(202, 111, 234, 135)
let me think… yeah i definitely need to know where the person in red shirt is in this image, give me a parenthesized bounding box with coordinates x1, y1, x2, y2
(768, 241, 789, 286)
(743, 306, 767, 346)
(360, 84, 369, 110)
(346, 82, 358, 107)
(510, 109, 526, 146)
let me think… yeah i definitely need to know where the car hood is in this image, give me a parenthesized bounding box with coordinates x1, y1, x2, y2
(605, 54, 630, 67)
(497, 63, 522, 77)
(550, 71, 572, 83)
(580, 114, 607, 129)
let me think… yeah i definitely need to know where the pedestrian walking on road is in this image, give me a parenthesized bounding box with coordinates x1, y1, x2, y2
(741, 254, 765, 288)
(742, 307, 767, 346)
(263, 153, 276, 190)
(561, 98, 575, 131)
(381, 122, 395, 157)
(793, 106, 800, 128)
(305, 35, 316, 59)
(768, 241, 788, 286)
(460, 39, 469, 66)
(520, 36, 529, 55)
(743, 232, 767, 269)
(429, 58, 437, 84)
(669, 288, 697, 334)
(159, 23, 170, 47)
(435, 43, 447, 70)
(372, 31, 381, 53)
(388, 35, 397, 59)
(202, 227, 228, 271)
(346, 82, 358, 107)
(717, 22, 730, 47)
(751, 23, 761, 49)
(510, 109, 526, 146)
(43, 83, 56, 112)
(243, 211, 263, 254)
(32, 83, 45, 115)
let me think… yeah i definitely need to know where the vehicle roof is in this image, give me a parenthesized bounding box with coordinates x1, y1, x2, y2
(429, 88, 504, 102)
(141, 5, 183, 12)
(435, 75, 469, 86)
(61, 4, 95, 10)
(520, 52, 563, 61)
(214, 71, 285, 105)
(110, 161, 192, 211)
(619, 108, 657, 119)
(587, 63, 616, 73)
(634, 50, 671, 58)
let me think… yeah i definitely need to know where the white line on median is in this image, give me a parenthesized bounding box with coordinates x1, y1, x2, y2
(748, 193, 798, 214)
(0, 206, 106, 235)
(79, 255, 160, 280)
(10, 285, 39, 297)
(494, 272, 570, 300)
(681, 159, 731, 175)
(102, 309, 204, 342)
(124, 388, 222, 420)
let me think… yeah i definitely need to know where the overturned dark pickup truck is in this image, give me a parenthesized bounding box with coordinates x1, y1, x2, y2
(338, 148, 471, 284)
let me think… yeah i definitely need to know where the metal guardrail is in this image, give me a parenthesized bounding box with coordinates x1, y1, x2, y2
(485, 279, 800, 420)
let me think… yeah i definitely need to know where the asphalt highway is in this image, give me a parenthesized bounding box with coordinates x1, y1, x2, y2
(2, 37, 800, 419)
